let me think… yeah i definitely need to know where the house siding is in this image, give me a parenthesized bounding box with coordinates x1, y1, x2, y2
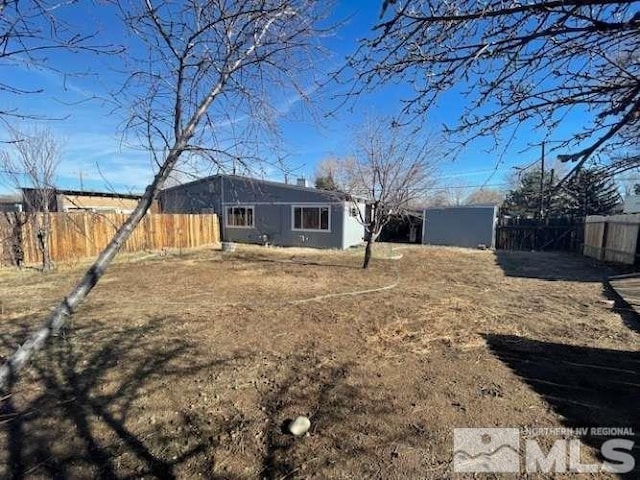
(159, 176, 224, 214)
(342, 203, 366, 248)
(423, 206, 498, 249)
(159, 175, 364, 249)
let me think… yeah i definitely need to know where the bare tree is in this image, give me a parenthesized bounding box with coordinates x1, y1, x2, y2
(0, 0, 329, 390)
(0, 1, 120, 120)
(424, 189, 455, 208)
(464, 188, 505, 206)
(346, 1, 640, 180)
(339, 118, 437, 268)
(425, 182, 473, 207)
(0, 125, 61, 271)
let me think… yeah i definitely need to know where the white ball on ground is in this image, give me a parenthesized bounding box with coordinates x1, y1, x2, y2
(288, 416, 311, 436)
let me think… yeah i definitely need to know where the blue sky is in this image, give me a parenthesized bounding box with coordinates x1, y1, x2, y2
(0, 1, 592, 196)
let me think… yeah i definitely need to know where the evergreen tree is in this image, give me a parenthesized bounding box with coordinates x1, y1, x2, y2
(503, 168, 621, 218)
(503, 168, 554, 217)
(314, 175, 340, 191)
(561, 169, 622, 217)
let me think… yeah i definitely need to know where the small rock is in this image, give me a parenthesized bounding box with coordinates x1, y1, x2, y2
(288, 416, 311, 436)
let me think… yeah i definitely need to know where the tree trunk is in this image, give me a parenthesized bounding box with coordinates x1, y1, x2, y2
(0, 146, 183, 391)
(6, 213, 25, 269)
(0, 0, 302, 393)
(362, 236, 373, 269)
(37, 229, 53, 272)
(36, 209, 53, 272)
(43, 210, 53, 271)
(38, 229, 47, 271)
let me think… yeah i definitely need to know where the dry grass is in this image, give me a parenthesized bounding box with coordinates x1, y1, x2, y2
(0, 244, 638, 479)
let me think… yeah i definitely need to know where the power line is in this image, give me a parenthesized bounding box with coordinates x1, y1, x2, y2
(424, 182, 508, 190)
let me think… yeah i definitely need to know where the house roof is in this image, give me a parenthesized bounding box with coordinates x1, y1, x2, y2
(0, 194, 22, 204)
(21, 187, 143, 200)
(161, 173, 366, 201)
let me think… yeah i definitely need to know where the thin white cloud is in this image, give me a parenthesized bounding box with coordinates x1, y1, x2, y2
(55, 130, 155, 191)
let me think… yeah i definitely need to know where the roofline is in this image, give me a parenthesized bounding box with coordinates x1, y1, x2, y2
(21, 187, 143, 200)
(424, 204, 499, 210)
(160, 173, 367, 201)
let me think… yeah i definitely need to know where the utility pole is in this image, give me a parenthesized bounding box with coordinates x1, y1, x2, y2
(537, 141, 546, 251)
(539, 141, 545, 220)
(547, 168, 555, 214)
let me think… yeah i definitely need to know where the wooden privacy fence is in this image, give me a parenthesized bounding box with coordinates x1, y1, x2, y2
(496, 216, 584, 252)
(0, 212, 220, 267)
(584, 214, 640, 265)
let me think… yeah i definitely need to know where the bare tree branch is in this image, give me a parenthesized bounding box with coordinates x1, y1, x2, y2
(330, 117, 438, 268)
(0, 125, 62, 270)
(0, 0, 122, 120)
(341, 1, 640, 171)
(0, 0, 330, 391)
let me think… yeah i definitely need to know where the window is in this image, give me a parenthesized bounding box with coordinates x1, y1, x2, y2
(293, 206, 330, 231)
(350, 206, 360, 218)
(226, 206, 254, 228)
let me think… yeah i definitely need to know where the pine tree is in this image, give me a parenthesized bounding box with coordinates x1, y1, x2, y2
(314, 175, 340, 191)
(561, 169, 622, 217)
(503, 168, 554, 218)
(503, 168, 621, 218)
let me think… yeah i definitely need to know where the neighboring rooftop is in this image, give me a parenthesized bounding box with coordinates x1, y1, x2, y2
(0, 194, 22, 203)
(21, 187, 143, 200)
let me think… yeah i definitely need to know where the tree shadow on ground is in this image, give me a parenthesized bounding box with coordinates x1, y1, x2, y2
(192, 349, 396, 479)
(257, 356, 372, 479)
(483, 334, 640, 477)
(494, 250, 616, 282)
(603, 282, 640, 335)
(0, 317, 236, 479)
(0, 322, 400, 479)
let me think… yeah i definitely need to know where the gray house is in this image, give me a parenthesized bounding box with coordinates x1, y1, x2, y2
(159, 174, 365, 249)
(422, 205, 498, 249)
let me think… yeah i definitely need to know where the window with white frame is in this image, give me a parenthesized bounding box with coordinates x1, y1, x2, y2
(226, 206, 254, 228)
(292, 206, 330, 231)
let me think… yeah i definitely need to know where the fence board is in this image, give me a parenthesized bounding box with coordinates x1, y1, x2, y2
(583, 216, 606, 260)
(0, 212, 220, 267)
(496, 216, 583, 252)
(584, 214, 640, 265)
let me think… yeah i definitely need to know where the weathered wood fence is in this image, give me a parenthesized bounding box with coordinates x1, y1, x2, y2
(0, 212, 220, 267)
(496, 216, 583, 252)
(584, 214, 640, 265)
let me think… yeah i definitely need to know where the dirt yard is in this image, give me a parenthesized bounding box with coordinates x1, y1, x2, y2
(0, 245, 638, 479)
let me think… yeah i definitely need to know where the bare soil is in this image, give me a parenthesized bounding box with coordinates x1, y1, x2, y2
(0, 244, 638, 479)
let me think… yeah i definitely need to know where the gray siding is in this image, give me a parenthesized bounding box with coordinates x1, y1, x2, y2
(159, 175, 364, 249)
(423, 206, 497, 248)
(160, 176, 223, 214)
(224, 203, 344, 249)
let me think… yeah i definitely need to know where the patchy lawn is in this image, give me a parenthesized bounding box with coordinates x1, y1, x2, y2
(0, 245, 638, 479)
